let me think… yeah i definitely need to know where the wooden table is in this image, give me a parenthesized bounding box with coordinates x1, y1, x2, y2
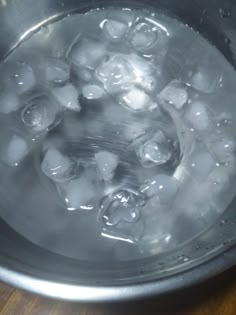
(1, 266, 236, 315)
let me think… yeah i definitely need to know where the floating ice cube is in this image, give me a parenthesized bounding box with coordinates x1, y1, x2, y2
(6, 61, 36, 94)
(210, 136, 235, 164)
(45, 58, 70, 84)
(190, 65, 222, 94)
(101, 189, 145, 226)
(173, 163, 190, 183)
(0, 90, 20, 114)
(95, 151, 119, 181)
(41, 148, 77, 183)
(67, 37, 106, 71)
(96, 55, 134, 94)
(99, 189, 145, 244)
(216, 113, 232, 135)
(52, 83, 81, 112)
(106, 8, 136, 27)
(101, 219, 144, 244)
(124, 120, 148, 142)
(208, 165, 231, 194)
(184, 101, 210, 131)
(118, 87, 157, 112)
(187, 150, 216, 181)
(21, 95, 60, 133)
(82, 84, 105, 100)
(103, 19, 128, 41)
(0, 134, 29, 167)
(74, 67, 94, 82)
(159, 80, 188, 110)
(135, 130, 175, 168)
(130, 22, 157, 52)
(58, 176, 95, 210)
(129, 54, 156, 92)
(140, 174, 179, 203)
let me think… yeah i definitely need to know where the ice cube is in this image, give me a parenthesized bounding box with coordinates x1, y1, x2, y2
(95, 151, 119, 181)
(130, 22, 157, 52)
(74, 67, 94, 82)
(129, 54, 156, 92)
(5, 61, 36, 94)
(187, 150, 216, 181)
(102, 19, 128, 41)
(140, 174, 179, 203)
(106, 8, 136, 27)
(135, 130, 175, 168)
(210, 136, 235, 164)
(0, 134, 29, 166)
(101, 189, 145, 227)
(96, 55, 134, 94)
(118, 87, 157, 112)
(159, 80, 188, 110)
(67, 37, 106, 71)
(82, 84, 105, 100)
(45, 58, 70, 84)
(21, 95, 60, 133)
(0, 90, 20, 114)
(190, 65, 222, 94)
(52, 83, 81, 112)
(124, 120, 148, 142)
(99, 189, 145, 244)
(101, 219, 144, 244)
(41, 148, 77, 183)
(216, 113, 232, 135)
(208, 165, 231, 194)
(58, 176, 95, 210)
(184, 101, 210, 131)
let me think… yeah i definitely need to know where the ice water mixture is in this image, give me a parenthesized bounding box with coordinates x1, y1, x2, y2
(0, 7, 236, 261)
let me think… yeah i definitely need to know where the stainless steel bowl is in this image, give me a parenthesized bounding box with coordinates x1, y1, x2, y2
(0, 0, 236, 302)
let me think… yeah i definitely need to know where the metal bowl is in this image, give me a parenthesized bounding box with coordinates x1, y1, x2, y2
(0, 0, 236, 302)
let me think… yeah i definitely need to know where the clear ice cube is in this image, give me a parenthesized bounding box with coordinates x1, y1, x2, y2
(82, 84, 105, 100)
(99, 189, 146, 243)
(0, 134, 29, 167)
(130, 22, 157, 52)
(187, 150, 216, 181)
(129, 54, 156, 92)
(118, 87, 157, 112)
(101, 220, 144, 244)
(159, 80, 188, 110)
(135, 130, 175, 168)
(45, 58, 70, 84)
(107, 8, 136, 27)
(52, 83, 81, 112)
(0, 90, 20, 114)
(41, 148, 77, 183)
(102, 19, 128, 42)
(216, 113, 232, 135)
(95, 151, 119, 181)
(140, 174, 179, 204)
(184, 100, 211, 131)
(21, 95, 60, 133)
(209, 136, 235, 164)
(208, 164, 231, 195)
(96, 55, 134, 94)
(74, 67, 94, 82)
(67, 37, 106, 71)
(124, 120, 148, 142)
(101, 189, 145, 226)
(5, 61, 36, 94)
(189, 65, 222, 94)
(58, 175, 96, 211)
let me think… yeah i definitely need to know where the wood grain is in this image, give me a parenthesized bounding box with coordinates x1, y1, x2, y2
(1, 267, 236, 315)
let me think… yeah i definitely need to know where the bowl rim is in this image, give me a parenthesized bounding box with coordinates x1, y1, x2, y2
(0, 245, 235, 302)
